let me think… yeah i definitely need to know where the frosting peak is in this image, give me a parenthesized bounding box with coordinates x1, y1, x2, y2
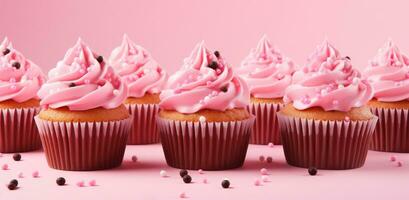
(159, 42, 249, 113)
(38, 39, 127, 110)
(285, 40, 373, 112)
(109, 34, 166, 98)
(0, 37, 45, 102)
(364, 39, 409, 102)
(237, 35, 295, 98)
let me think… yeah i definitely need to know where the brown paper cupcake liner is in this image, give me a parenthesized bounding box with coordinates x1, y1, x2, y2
(277, 113, 377, 170)
(126, 104, 160, 145)
(369, 107, 409, 152)
(0, 107, 41, 153)
(247, 102, 282, 145)
(157, 116, 255, 170)
(35, 116, 132, 171)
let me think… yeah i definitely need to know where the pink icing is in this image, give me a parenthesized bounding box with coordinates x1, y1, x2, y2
(109, 34, 167, 98)
(363, 39, 409, 102)
(284, 40, 373, 112)
(237, 35, 295, 98)
(0, 37, 45, 103)
(38, 39, 127, 111)
(159, 41, 250, 113)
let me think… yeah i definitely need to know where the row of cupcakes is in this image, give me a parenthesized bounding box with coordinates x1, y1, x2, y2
(0, 35, 407, 171)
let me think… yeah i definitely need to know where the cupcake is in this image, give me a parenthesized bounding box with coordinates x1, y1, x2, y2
(158, 42, 254, 170)
(35, 39, 131, 171)
(237, 35, 295, 145)
(109, 34, 167, 144)
(0, 37, 45, 153)
(364, 39, 409, 152)
(278, 40, 377, 169)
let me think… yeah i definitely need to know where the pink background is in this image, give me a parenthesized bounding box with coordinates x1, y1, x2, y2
(1, 0, 409, 73)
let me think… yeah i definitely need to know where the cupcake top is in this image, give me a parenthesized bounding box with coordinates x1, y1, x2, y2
(38, 39, 127, 111)
(363, 39, 409, 102)
(0, 37, 45, 102)
(284, 40, 373, 112)
(109, 34, 167, 98)
(237, 35, 295, 99)
(159, 41, 250, 114)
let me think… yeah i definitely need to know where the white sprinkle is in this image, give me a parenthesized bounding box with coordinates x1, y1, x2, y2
(113, 90, 119, 96)
(352, 77, 359, 85)
(160, 170, 168, 177)
(338, 84, 344, 89)
(199, 116, 206, 123)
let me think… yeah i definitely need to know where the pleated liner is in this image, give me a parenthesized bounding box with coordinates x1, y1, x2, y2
(247, 102, 282, 145)
(35, 116, 132, 171)
(157, 116, 255, 170)
(0, 107, 41, 153)
(370, 107, 409, 152)
(126, 104, 160, 145)
(277, 113, 378, 170)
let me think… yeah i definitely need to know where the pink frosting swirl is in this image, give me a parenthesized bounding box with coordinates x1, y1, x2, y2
(38, 39, 127, 111)
(109, 34, 167, 98)
(0, 37, 45, 103)
(237, 35, 295, 98)
(159, 42, 250, 113)
(284, 40, 373, 112)
(363, 39, 409, 102)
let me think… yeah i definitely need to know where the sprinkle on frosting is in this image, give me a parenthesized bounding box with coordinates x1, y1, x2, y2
(237, 35, 295, 98)
(363, 39, 409, 102)
(159, 41, 249, 113)
(109, 34, 167, 98)
(0, 37, 45, 102)
(38, 38, 127, 111)
(284, 40, 373, 112)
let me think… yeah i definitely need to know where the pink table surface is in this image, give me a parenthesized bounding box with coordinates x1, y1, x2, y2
(0, 144, 407, 199)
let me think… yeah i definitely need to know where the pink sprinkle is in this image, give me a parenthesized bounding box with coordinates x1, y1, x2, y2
(18, 172, 24, 178)
(261, 175, 269, 182)
(76, 181, 85, 187)
(390, 155, 397, 162)
(89, 180, 97, 186)
(179, 192, 186, 198)
(203, 178, 208, 184)
(131, 155, 138, 162)
(397, 161, 403, 167)
(160, 170, 168, 177)
(254, 179, 261, 186)
(301, 96, 311, 104)
(2, 164, 8, 170)
(345, 116, 350, 122)
(260, 168, 268, 175)
(266, 156, 273, 163)
(267, 143, 274, 148)
(32, 171, 39, 178)
(259, 155, 265, 162)
(198, 169, 204, 174)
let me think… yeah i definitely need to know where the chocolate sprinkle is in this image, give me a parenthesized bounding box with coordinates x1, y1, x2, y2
(179, 169, 188, 177)
(12, 62, 20, 69)
(345, 56, 351, 60)
(96, 55, 104, 63)
(221, 180, 230, 188)
(182, 175, 192, 183)
(214, 51, 220, 58)
(13, 153, 21, 161)
(207, 61, 218, 70)
(7, 183, 17, 190)
(69, 83, 76, 87)
(56, 177, 66, 186)
(10, 179, 18, 187)
(220, 86, 228, 92)
(2, 48, 10, 55)
(308, 167, 317, 176)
